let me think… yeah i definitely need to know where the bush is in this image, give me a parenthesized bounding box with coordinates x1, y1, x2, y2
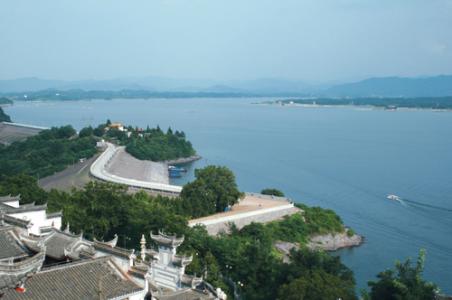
(180, 166, 242, 217)
(261, 188, 285, 197)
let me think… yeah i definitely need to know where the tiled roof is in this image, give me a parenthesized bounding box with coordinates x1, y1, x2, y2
(46, 211, 62, 218)
(0, 251, 45, 293)
(150, 231, 184, 247)
(1, 257, 144, 300)
(45, 231, 81, 259)
(0, 227, 29, 260)
(21, 229, 87, 260)
(2, 215, 31, 229)
(173, 254, 193, 267)
(181, 274, 203, 288)
(1, 202, 48, 214)
(153, 288, 215, 300)
(0, 195, 20, 203)
(93, 240, 135, 259)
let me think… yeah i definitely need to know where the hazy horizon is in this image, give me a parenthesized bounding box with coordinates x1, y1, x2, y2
(1, 0, 452, 83)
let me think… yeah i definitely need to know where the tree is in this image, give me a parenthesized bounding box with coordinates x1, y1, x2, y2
(0, 125, 96, 178)
(47, 182, 188, 246)
(365, 250, 437, 300)
(125, 125, 196, 161)
(261, 188, 285, 197)
(79, 126, 94, 137)
(0, 174, 48, 205)
(180, 166, 242, 217)
(93, 124, 106, 137)
(278, 269, 357, 300)
(53, 125, 76, 138)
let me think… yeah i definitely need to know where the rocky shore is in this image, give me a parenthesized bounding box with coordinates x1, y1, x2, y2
(165, 155, 201, 165)
(307, 230, 363, 251)
(275, 230, 363, 262)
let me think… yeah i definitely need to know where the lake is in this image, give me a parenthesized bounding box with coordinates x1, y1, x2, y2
(4, 98, 452, 293)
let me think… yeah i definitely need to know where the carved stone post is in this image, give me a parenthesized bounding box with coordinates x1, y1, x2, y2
(140, 234, 146, 261)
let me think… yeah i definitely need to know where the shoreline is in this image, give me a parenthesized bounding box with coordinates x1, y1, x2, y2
(258, 102, 452, 112)
(275, 230, 363, 262)
(164, 155, 202, 165)
(307, 230, 364, 252)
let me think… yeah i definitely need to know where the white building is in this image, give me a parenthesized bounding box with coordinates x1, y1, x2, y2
(0, 195, 62, 236)
(147, 231, 202, 291)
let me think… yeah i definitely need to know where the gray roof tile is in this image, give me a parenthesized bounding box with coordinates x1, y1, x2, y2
(2, 257, 143, 300)
(0, 195, 21, 203)
(0, 227, 29, 260)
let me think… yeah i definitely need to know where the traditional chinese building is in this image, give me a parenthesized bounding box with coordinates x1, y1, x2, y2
(0, 195, 62, 236)
(147, 231, 202, 291)
(0, 216, 226, 299)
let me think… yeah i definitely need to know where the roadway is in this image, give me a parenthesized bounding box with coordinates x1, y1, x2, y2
(90, 142, 183, 194)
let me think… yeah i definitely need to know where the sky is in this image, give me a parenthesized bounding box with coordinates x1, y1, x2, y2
(1, 0, 452, 83)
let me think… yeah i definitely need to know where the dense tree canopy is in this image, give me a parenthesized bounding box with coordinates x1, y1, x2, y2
(180, 166, 243, 217)
(365, 250, 438, 300)
(0, 174, 48, 205)
(181, 222, 357, 300)
(0, 125, 96, 178)
(78, 126, 94, 137)
(83, 121, 196, 162)
(47, 182, 188, 244)
(125, 126, 195, 161)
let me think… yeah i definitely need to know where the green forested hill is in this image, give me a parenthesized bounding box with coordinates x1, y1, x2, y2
(90, 122, 196, 161)
(0, 125, 96, 178)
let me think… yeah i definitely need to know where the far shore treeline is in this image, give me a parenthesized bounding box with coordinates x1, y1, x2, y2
(3, 90, 452, 110)
(273, 96, 452, 110)
(0, 122, 441, 299)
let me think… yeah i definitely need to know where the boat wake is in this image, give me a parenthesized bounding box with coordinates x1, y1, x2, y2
(388, 194, 452, 212)
(402, 198, 452, 213)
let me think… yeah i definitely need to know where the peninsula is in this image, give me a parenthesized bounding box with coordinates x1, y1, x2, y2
(268, 96, 452, 110)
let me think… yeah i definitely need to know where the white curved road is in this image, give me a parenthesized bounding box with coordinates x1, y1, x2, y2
(90, 142, 183, 194)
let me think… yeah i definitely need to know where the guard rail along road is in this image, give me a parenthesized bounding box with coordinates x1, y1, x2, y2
(90, 142, 183, 194)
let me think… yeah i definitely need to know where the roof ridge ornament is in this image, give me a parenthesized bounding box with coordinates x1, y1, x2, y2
(64, 223, 70, 234)
(150, 229, 185, 248)
(0, 208, 4, 226)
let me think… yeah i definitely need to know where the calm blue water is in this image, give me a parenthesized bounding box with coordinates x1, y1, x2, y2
(4, 98, 452, 293)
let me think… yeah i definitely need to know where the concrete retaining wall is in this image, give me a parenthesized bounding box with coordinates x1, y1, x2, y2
(90, 142, 182, 194)
(189, 205, 301, 235)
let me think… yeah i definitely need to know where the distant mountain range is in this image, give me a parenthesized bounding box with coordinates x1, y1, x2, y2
(324, 75, 452, 97)
(0, 75, 451, 97)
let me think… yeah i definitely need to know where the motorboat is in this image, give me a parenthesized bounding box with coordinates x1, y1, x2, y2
(387, 194, 401, 201)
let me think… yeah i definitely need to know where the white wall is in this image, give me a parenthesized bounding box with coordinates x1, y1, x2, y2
(7, 210, 62, 235)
